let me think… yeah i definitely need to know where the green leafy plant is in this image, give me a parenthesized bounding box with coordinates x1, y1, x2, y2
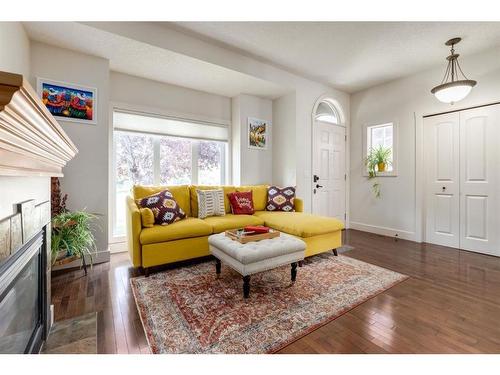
(51, 211, 97, 267)
(365, 145, 392, 198)
(366, 145, 392, 175)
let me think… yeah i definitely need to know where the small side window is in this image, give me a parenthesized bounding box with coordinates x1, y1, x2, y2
(365, 122, 397, 176)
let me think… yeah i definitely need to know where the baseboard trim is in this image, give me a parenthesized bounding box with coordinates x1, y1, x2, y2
(51, 249, 111, 271)
(349, 222, 417, 242)
(109, 241, 127, 254)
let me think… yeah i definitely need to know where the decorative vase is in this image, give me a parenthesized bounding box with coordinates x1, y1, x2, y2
(377, 162, 386, 172)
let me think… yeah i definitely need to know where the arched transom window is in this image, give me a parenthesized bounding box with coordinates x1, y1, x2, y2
(315, 101, 340, 124)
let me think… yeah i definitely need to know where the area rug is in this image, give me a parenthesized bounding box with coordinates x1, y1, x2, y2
(130, 253, 407, 353)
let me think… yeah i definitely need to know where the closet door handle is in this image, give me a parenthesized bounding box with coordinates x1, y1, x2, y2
(442, 186, 446, 191)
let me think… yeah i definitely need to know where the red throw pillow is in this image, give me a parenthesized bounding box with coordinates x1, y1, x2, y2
(227, 191, 255, 215)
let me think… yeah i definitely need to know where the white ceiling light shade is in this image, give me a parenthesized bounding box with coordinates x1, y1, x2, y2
(431, 37, 477, 104)
(432, 82, 473, 104)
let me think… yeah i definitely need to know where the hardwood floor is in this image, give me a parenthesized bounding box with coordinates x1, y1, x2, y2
(50, 229, 500, 353)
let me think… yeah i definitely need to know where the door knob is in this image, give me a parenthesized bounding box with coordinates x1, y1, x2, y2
(316, 184, 323, 188)
(442, 186, 446, 191)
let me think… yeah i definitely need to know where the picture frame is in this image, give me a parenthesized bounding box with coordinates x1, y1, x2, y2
(248, 117, 270, 150)
(10, 213, 23, 255)
(37, 77, 97, 125)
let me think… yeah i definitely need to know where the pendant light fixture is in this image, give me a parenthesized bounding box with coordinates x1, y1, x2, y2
(431, 37, 477, 104)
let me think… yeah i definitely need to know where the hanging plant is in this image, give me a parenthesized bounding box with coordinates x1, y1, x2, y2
(365, 145, 392, 198)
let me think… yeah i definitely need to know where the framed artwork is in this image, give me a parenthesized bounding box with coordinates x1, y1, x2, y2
(248, 117, 270, 150)
(18, 200, 36, 242)
(10, 213, 22, 254)
(0, 219, 10, 263)
(37, 78, 97, 125)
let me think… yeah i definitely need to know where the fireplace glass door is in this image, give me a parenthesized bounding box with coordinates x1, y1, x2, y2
(0, 246, 41, 353)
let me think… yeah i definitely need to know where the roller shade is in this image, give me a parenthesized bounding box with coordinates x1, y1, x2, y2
(113, 110, 228, 142)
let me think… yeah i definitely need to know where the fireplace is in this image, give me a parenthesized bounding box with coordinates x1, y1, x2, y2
(0, 71, 78, 354)
(0, 227, 50, 353)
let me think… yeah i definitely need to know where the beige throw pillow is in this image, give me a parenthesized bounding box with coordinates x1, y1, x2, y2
(197, 189, 226, 219)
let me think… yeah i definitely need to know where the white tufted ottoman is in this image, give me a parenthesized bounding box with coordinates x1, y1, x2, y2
(208, 232, 306, 298)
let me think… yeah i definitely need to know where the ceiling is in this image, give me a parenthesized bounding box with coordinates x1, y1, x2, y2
(172, 22, 500, 93)
(23, 22, 500, 96)
(23, 22, 289, 99)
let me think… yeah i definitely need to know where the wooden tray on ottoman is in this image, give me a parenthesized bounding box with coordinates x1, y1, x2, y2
(225, 228, 280, 244)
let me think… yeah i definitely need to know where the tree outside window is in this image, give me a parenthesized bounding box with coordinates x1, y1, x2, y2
(113, 131, 226, 237)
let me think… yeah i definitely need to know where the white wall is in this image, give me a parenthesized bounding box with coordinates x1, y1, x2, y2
(0, 22, 30, 76)
(110, 72, 231, 124)
(350, 47, 500, 241)
(231, 94, 273, 185)
(231, 96, 241, 185)
(0, 177, 50, 221)
(0, 23, 49, 222)
(272, 92, 296, 187)
(30, 42, 110, 253)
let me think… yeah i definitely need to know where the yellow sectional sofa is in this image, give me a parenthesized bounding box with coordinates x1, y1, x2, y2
(126, 184, 344, 273)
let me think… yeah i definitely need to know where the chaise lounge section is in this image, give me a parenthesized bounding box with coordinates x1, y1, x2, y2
(126, 184, 344, 273)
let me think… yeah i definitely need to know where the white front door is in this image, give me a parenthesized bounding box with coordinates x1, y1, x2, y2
(424, 105, 500, 256)
(312, 121, 346, 222)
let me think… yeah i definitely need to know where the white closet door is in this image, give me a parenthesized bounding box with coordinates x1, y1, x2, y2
(459, 106, 500, 256)
(424, 112, 460, 248)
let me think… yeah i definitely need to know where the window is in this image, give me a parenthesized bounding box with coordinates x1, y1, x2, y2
(113, 132, 154, 239)
(112, 111, 228, 239)
(315, 101, 339, 124)
(365, 122, 397, 175)
(198, 140, 224, 186)
(159, 136, 192, 185)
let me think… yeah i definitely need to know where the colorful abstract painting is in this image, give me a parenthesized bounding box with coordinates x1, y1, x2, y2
(38, 78, 97, 124)
(248, 117, 269, 150)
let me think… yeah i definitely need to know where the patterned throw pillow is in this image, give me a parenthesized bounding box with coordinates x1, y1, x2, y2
(136, 189, 186, 225)
(266, 186, 295, 212)
(197, 189, 226, 219)
(227, 191, 255, 215)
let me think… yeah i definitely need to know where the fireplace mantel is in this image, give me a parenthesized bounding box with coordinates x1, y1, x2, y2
(0, 71, 78, 177)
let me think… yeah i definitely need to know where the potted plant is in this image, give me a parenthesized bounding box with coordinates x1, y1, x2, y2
(51, 210, 97, 275)
(365, 145, 392, 198)
(366, 145, 392, 174)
